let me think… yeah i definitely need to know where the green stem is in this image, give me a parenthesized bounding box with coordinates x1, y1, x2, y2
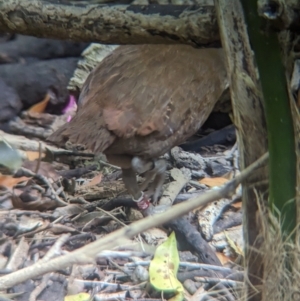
(241, 0, 297, 237)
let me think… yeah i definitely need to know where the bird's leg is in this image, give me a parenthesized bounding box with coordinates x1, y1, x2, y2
(131, 157, 154, 174)
(121, 168, 143, 201)
(147, 159, 167, 203)
(108, 154, 166, 208)
(131, 157, 167, 203)
(121, 168, 150, 209)
(106, 155, 150, 209)
(131, 157, 156, 191)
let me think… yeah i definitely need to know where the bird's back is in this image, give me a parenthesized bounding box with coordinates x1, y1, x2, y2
(49, 45, 228, 158)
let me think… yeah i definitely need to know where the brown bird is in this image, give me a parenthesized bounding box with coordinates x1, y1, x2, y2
(48, 45, 228, 208)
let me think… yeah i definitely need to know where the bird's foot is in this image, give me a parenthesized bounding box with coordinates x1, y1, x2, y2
(132, 191, 151, 210)
(142, 159, 166, 204)
(131, 157, 167, 201)
(123, 157, 167, 210)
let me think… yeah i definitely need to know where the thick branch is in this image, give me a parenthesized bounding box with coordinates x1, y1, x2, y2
(0, 0, 219, 46)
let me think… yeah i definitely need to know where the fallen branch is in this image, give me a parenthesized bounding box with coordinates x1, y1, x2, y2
(0, 0, 219, 46)
(0, 152, 268, 290)
(158, 168, 191, 206)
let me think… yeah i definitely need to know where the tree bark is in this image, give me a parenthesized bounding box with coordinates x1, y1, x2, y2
(215, 0, 269, 300)
(0, 0, 220, 46)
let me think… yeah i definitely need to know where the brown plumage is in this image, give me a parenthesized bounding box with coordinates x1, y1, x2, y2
(48, 44, 228, 208)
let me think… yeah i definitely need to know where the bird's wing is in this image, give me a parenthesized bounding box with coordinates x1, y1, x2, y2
(79, 45, 228, 141)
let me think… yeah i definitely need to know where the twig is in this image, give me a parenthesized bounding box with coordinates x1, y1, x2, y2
(108, 259, 129, 277)
(72, 279, 146, 291)
(34, 142, 42, 174)
(41, 234, 71, 262)
(18, 167, 68, 206)
(158, 168, 191, 206)
(99, 160, 120, 170)
(98, 250, 150, 259)
(0, 152, 268, 290)
(195, 276, 244, 288)
(29, 274, 50, 301)
(125, 261, 234, 274)
(96, 207, 127, 227)
(5, 237, 29, 272)
(15, 222, 51, 238)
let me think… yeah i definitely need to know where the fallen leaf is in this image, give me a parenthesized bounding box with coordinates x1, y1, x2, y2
(215, 252, 232, 265)
(199, 177, 228, 187)
(81, 174, 102, 188)
(0, 175, 29, 190)
(10, 179, 61, 211)
(149, 232, 184, 300)
(26, 151, 45, 161)
(27, 93, 50, 113)
(11, 190, 59, 211)
(231, 201, 242, 209)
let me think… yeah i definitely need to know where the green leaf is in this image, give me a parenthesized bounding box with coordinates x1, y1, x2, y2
(149, 231, 183, 298)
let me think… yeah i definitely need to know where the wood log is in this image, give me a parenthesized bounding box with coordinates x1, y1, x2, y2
(0, 0, 219, 46)
(0, 0, 299, 46)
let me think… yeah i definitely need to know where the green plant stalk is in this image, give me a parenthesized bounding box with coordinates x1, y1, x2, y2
(240, 0, 297, 236)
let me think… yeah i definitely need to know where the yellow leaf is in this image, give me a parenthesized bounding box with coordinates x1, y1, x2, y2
(64, 293, 91, 301)
(149, 232, 183, 295)
(28, 93, 50, 113)
(199, 177, 228, 187)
